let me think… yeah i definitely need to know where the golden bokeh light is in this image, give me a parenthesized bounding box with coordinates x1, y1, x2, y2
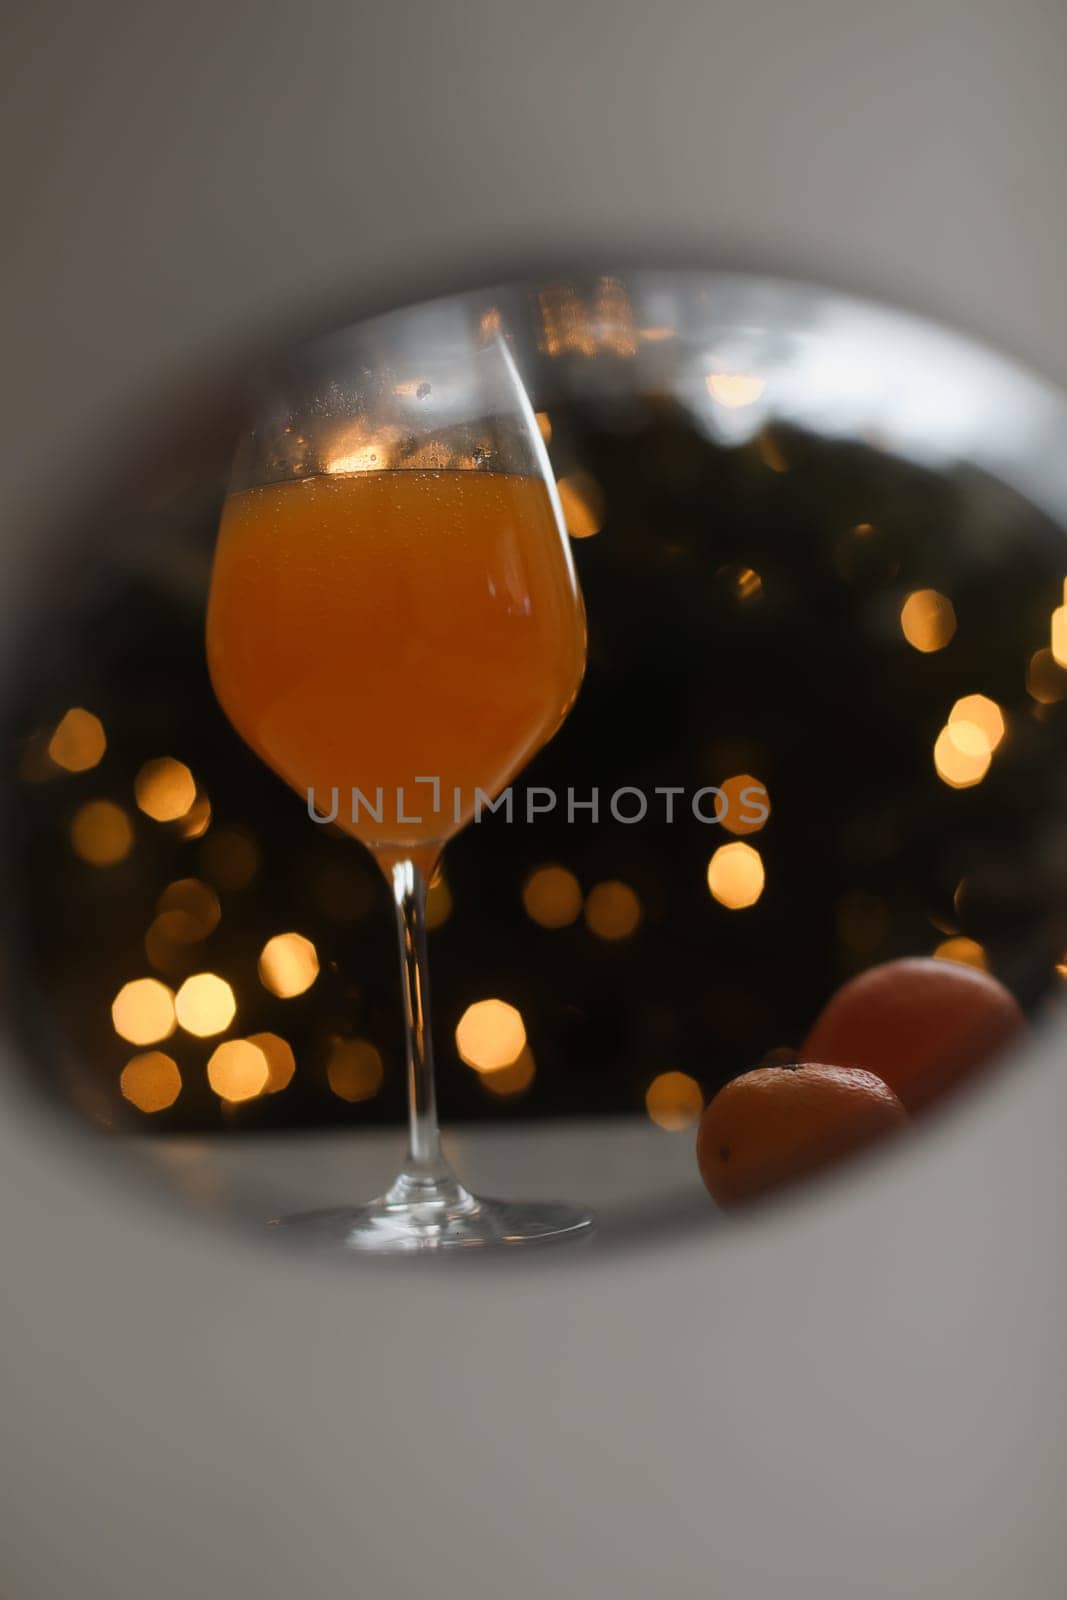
(20, 734, 62, 783)
(900, 589, 957, 653)
(1027, 647, 1067, 704)
(158, 878, 221, 938)
(948, 694, 1005, 754)
(120, 1051, 182, 1113)
(326, 1037, 384, 1102)
(717, 562, 764, 604)
(111, 978, 176, 1045)
(455, 999, 527, 1072)
(47, 708, 106, 772)
(522, 865, 583, 928)
(328, 443, 385, 475)
(1052, 589, 1067, 667)
(933, 936, 989, 971)
(556, 471, 605, 539)
(326, 422, 398, 475)
(426, 874, 453, 930)
(850, 521, 875, 538)
(645, 1071, 704, 1130)
(207, 1039, 269, 1103)
(705, 372, 765, 408)
(584, 880, 642, 941)
(933, 723, 991, 789)
(145, 911, 202, 973)
(1053, 610, 1067, 666)
(258, 932, 320, 998)
(177, 791, 212, 839)
(199, 827, 259, 890)
(707, 841, 765, 909)
(175, 972, 236, 1037)
(479, 306, 502, 340)
(134, 757, 197, 822)
(719, 774, 770, 837)
(71, 799, 133, 866)
(535, 411, 552, 443)
(479, 1046, 536, 1097)
(945, 721, 989, 757)
(247, 1032, 296, 1094)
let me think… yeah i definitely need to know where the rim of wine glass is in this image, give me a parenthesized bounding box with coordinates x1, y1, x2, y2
(9, 252, 1067, 575)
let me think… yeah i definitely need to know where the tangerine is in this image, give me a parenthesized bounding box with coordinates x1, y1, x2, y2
(697, 1063, 907, 1207)
(803, 957, 1025, 1113)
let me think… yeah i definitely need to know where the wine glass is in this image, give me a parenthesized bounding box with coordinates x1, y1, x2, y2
(205, 299, 594, 1251)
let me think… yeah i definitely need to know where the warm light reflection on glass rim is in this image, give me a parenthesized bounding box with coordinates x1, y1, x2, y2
(275, 270, 1067, 481)
(556, 470, 604, 539)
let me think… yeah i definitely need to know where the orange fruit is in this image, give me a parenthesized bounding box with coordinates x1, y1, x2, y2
(802, 957, 1025, 1114)
(696, 1063, 907, 1207)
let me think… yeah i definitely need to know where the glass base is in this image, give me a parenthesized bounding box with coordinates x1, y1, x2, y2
(268, 1169, 595, 1254)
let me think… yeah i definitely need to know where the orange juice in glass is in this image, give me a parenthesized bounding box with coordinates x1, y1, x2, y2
(208, 468, 585, 870)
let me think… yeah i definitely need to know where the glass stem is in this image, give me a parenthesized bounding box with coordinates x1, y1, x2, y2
(389, 859, 455, 1195)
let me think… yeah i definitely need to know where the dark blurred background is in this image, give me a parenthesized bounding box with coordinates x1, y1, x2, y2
(7, 362, 1067, 1137)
